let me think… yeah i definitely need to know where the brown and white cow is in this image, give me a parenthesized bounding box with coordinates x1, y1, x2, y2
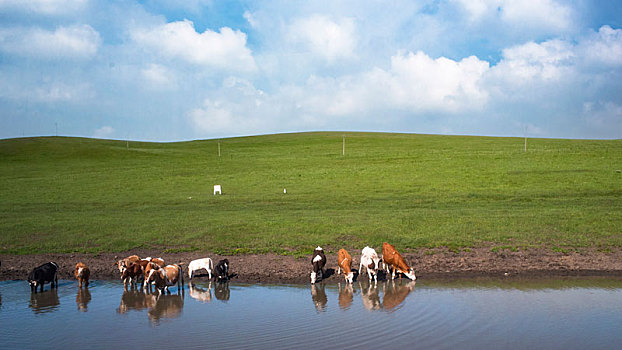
(115, 255, 141, 274)
(359, 246, 381, 283)
(121, 261, 143, 288)
(337, 248, 354, 284)
(74, 262, 90, 288)
(146, 264, 183, 295)
(381, 242, 416, 280)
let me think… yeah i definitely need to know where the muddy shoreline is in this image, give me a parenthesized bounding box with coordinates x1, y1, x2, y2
(2, 247, 621, 284)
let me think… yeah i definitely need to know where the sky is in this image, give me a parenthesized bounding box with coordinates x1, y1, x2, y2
(0, 0, 621, 141)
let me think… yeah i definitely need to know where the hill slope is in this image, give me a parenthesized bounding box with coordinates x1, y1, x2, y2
(1, 132, 621, 254)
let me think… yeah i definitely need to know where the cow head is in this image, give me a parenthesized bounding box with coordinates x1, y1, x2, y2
(345, 272, 354, 284)
(404, 268, 416, 281)
(310, 271, 317, 284)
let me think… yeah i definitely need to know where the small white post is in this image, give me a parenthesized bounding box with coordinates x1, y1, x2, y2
(218, 141, 221, 157)
(213, 185, 222, 195)
(342, 134, 345, 156)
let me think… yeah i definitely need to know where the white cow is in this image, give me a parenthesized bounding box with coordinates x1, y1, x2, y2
(359, 246, 381, 283)
(188, 258, 214, 280)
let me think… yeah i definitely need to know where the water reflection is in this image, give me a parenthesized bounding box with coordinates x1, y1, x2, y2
(148, 294, 184, 325)
(382, 280, 416, 312)
(76, 287, 91, 312)
(29, 288, 59, 314)
(359, 281, 381, 311)
(311, 283, 327, 312)
(214, 282, 230, 302)
(117, 290, 157, 314)
(188, 282, 212, 303)
(338, 283, 354, 310)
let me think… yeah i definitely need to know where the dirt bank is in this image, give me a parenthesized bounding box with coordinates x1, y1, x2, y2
(2, 247, 622, 284)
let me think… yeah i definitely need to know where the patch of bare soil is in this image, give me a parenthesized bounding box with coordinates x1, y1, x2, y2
(1, 247, 621, 284)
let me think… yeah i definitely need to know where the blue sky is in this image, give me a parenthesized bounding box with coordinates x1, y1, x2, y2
(1, 0, 621, 141)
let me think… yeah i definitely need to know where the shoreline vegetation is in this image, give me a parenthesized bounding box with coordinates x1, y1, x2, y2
(1, 132, 621, 281)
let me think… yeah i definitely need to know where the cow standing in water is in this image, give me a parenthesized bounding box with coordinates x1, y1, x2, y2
(310, 246, 327, 284)
(28, 262, 59, 293)
(74, 262, 90, 288)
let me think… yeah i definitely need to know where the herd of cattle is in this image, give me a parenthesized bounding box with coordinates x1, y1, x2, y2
(312, 242, 416, 284)
(25, 242, 416, 293)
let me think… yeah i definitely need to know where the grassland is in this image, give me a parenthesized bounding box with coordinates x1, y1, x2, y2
(1, 132, 620, 255)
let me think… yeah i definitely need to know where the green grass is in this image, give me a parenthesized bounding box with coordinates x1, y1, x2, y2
(1, 132, 621, 255)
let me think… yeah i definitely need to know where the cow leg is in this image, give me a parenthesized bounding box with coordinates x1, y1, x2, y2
(337, 266, 341, 275)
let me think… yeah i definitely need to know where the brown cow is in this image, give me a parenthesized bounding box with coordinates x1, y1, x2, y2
(337, 248, 354, 284)
(74, 262, 90, 288)
(382, 242, 416, 280)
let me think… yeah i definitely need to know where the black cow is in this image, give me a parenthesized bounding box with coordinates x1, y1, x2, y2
(214, 259, 229, 281)
(28, 262, 59, 293)
(310, 246, 327, 284)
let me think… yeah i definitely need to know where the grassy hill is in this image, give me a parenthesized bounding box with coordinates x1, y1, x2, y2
(1, 132, 621, 255)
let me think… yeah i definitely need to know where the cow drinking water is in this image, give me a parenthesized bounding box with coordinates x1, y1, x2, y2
(337, 248, 354, 284)
(359, 246, 381, 283)
(382, 242, 416, 281)
(310, 246, 327, 284)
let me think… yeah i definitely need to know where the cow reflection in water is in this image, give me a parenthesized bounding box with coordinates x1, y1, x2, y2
(117, 289, 184, 324)
(148, 293, 184, 324)
(382, 280, 416, 311)
(359, 281, 382, 311)
(188, 282, 212, 303)
(76, 287, 91, 312)
(338, 282, 354, 310)
(311, 283, 327, 312)
(117, 290, 157, 314)
(214, 282, 230, 302)
(29, 288, 59, 314)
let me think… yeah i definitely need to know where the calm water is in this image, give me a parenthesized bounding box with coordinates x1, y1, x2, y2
(1, 278, 621, 349)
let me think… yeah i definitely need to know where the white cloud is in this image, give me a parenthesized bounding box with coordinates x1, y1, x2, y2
(501, 0, 573, 32)
(0, 0, 87, 15)
(0, 24, 100, 59)
(132, 19, 256, 72)
(288, 15, 357, 62)
(489, 39, 575, 89)
(189, 78, 269, 135)
(387, 51, 490, 112)
(580, 25, 622, 66)
(93, 126, 115, 139)
(141, 63, 176, 88)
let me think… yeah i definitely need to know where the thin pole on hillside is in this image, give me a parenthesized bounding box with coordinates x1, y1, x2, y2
(342, 134, 345, 156)
(218, 141, 221, 157)
(524, 126, 527, 153)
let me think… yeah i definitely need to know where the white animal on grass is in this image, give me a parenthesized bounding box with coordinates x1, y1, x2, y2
(188, 258, 214, 280)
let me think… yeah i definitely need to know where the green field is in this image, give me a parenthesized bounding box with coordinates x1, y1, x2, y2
(1, 132, 621, 255)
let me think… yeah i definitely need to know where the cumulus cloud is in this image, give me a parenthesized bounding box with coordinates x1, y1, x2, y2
(579, 25, 622, 66)
(287, 15, 357, 62)
(131, 19, 256, 72)
(491, 39, 575, 86)
(500, 0, 574, 32)
(93, 126, 115, 139)
(0, 24, 100, 59)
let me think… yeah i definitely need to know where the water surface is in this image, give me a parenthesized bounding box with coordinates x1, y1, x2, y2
(1, 278, 621, 349)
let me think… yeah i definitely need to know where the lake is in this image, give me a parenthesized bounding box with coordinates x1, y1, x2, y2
(1, 278, 621, 349)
